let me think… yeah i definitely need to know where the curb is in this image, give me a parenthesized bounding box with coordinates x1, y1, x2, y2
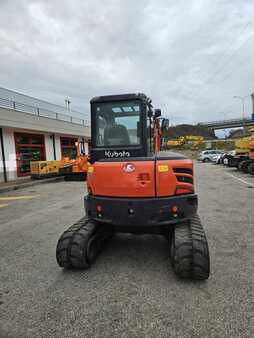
(0, 176, 65, 194)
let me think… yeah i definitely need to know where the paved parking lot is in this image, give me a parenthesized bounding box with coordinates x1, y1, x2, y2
(0, 163, 253, 337)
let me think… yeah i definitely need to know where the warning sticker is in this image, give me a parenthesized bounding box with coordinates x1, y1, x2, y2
(158, 165, 169, 172)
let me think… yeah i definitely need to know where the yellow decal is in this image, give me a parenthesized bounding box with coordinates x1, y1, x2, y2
(158, 165, 169, 173)
(88, 166, 94, 173)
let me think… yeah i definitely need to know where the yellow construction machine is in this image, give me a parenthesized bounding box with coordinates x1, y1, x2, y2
(30, 140, 89, 181)
(167, 135, 204, 150)
(30, 160, 61, 179)
(228, 129, 254, 170)
(235, 128, 254, 173)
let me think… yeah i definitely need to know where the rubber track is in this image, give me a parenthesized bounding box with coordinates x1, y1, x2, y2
(239, 160, 253, 173)
(248, 162, 254, 175)
(172, 215, 210, 280)
(64, 173, 87, 181)
(56, 217, 97, 269)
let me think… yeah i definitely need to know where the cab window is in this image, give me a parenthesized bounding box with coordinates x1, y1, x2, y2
(94, 101, 141, 147)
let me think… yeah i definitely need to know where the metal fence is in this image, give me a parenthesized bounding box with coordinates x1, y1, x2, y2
(199, 117, 252, 127)
(0, 96, 89, 127)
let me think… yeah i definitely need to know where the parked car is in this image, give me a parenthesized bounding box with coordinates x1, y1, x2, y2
(222, 150, 236, 166)
(211, 152, 225, 164)
(197, 150, 225, 162)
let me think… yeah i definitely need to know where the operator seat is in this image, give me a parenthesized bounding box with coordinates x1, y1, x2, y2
(104, 124, 130, 146)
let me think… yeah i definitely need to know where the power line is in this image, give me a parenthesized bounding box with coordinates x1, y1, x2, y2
(216, 46, 254, 82)
(203, 19, 252, 84)
(204, 30, 254, 85)
(186, 17, 254, 109)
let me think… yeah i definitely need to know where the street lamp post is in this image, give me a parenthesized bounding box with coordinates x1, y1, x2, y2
(233, 95, 249, 119)
(65, 98, 71, 111)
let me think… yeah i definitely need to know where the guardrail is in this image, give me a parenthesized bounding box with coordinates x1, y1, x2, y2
(199, 118, 253, 127)
(0, 97, 90, 127)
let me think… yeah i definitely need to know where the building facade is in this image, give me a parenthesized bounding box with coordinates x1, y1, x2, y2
(0, 87, 90, 182)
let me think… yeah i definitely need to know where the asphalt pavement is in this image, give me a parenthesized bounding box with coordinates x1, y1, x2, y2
(0, 162, 253, 337)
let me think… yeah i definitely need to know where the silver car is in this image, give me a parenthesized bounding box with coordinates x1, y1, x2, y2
(197, 150, 225, 162)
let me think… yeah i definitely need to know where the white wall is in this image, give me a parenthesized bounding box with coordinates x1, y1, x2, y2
(45, 134, 55, 160)
(0, 130, 3, 182)
(54, 134, 62, 160)
(45, 134, 65, 160)
(1, 128, 17, 181)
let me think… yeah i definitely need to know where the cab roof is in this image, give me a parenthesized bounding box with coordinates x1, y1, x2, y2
(90, 93, 148, 104)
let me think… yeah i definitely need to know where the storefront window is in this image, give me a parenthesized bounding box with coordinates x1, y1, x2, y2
(30, 136, 44, 144)
(18, 148, 43, 174)
(15, 133, 45, 176)
(16, 136, 30, 144)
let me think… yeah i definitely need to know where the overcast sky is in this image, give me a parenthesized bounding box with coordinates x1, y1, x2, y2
(1, 0, 254, 124)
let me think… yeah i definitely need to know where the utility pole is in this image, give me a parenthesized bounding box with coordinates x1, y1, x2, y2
(65, 98, 71, 111)
(233, 95, 249, 119)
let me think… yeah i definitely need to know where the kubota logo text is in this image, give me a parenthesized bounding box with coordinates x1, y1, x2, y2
(105, 150, 130, 158)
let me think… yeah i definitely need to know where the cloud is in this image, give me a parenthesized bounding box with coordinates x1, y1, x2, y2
(1, 0, 254, 123)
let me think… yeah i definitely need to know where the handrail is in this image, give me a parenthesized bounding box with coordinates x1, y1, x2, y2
(0, 97, 90, 127)
(199, 117, 253, 126)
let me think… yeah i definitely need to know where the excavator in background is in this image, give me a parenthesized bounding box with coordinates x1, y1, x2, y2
(227, 133, 254, 169)
(167, 136, 186, 147)
(228, 127, 254, 171)
(56, 93, 210, 280)
(59, 140, 89, 181)
(236, 127, 254, 174)
(236, 138, 254, 174)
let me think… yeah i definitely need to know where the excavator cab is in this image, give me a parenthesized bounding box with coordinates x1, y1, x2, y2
(90, 94, 155, 162)
(56, 93, 210, 280)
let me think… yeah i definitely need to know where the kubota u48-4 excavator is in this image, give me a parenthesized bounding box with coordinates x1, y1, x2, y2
(56, 93, 210, 280)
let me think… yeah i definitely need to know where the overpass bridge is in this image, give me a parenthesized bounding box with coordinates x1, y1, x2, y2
(198, 117, 254, 130)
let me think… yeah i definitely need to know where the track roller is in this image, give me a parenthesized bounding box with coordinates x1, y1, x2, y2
(56, 217, 112, 269)
(170, 215, 210, 280)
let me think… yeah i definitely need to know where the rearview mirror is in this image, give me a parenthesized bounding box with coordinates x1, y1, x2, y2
(161, 118, 169, 133)
(154, 109, 161, 117)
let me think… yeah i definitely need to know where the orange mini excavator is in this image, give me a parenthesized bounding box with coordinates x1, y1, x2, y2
(56, 93, 210, 280)
(59, 140, 88, 181)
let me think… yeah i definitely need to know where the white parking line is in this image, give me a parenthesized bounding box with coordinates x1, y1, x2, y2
(225, 172, 254, 188)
